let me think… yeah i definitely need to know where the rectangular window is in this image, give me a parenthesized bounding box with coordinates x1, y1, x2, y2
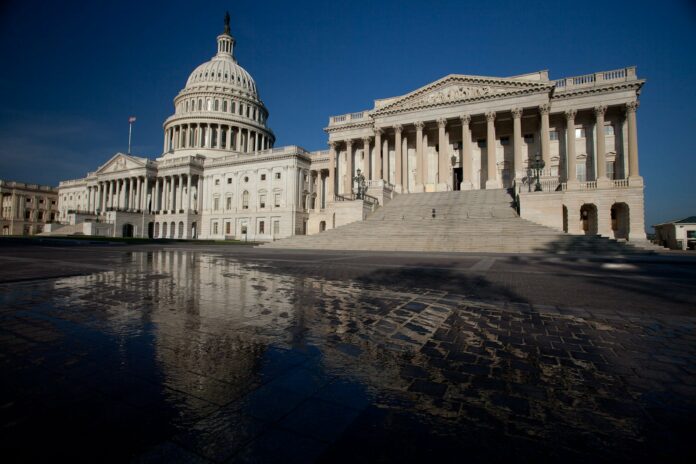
(226, 197, 232, 210)
(477, 139, 486, 148)
(215, 179, 220, 185)
(273, 220, 280, 235)
(259, 194, 266, 208)
(604, 124, 615, 136)
(213, 198, 219, 211)
(259, 221, 265, 234)
(261, 174, 266, 181)
(524, 134, 534, 143)
(500, 136, 510, 146)
(549, 130, 559, 141)
(274, 193, 281, 207)
(606, 161, 615, 180)
(575, 127, 586, 138)
(213, 222, 219, 234)
(275, 172, 281, 179)
(687, 231, 696, 239)
(227, 178, 232, 184)
(39, 198, 44, 204)
(225, 222, 231, 234)
(576, 163, 587, 182)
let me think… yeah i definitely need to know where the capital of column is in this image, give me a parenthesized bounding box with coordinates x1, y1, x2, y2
(328, 141, 337, 150)
(626, 100, 639, 113)
(485, 111, 496, 122)
(345, 139, 353, 148)
(374, 127, 383, 135)
(362, 136, 371, 144)
(459, 114, 471, 126)
(511, 107, 523, 119)
(436, 118, 447, 129)
(594, 105, 608, 116)
(414, 121, 424, 131)
(539, 103, 551, 115)
(564, 109, 577, 120)
(393, 124, 403, 133)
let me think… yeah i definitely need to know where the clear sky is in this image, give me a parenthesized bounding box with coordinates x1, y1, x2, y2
(0, 0, 694, 230)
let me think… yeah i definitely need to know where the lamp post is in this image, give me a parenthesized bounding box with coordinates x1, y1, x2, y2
(353, 169, 366, 199)
(530, 152, 546, 192)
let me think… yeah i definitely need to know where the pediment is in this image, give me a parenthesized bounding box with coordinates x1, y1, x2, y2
(96, 153, 147, 174)
(375, 74, 552, 114)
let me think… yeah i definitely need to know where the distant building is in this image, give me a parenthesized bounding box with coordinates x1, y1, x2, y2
(0, 180, 58, 235)
(653, 217, 696, 250)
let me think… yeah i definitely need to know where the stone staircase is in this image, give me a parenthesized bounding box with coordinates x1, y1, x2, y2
(262, 189, 653, 254)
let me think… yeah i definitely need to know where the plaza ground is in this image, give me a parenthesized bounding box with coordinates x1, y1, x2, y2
(1, 239, 695, 462)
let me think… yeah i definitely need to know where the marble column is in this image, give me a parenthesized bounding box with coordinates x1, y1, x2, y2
(374, 128, 382, 181)
(314, 172, 321, 213)
(187, 174, 192, 211)
(626, 101, 640, 178)
(437, 118, 447, 188)
(394, 125, 403, 189)
(177, 175, 183, 212)
(512, 108, 524, 180)
(539, 104, 551, 168)
(344, 140, 353, 195)
(197, 176, 203, 212)
(565, 109, 578, 184)
(328, 141, 336, 201)
(154, 178, 160, 212)
(362, 137, 370, 179)
(595, 105, 608, 181)
(485, 112, 499, 189)
(460, 115, 473, 190)
(236, 128, 242, 152)
(415, 121, 425, 190)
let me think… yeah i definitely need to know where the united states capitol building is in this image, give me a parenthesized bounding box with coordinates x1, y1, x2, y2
(53, 15, 647, 248)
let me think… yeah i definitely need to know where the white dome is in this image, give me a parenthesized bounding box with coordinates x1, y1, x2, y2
(185, 54, 257, 97)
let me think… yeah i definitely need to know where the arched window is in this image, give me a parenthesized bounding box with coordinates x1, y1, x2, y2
(231, 101, 236, 113)
(222, 100, 227, 112)
(185, 101, 189, 112)
(206, 99, 212, 111)
(242, 191, 249, 210)
(198, 99, 202, 111)
(214, 99, 219, 111)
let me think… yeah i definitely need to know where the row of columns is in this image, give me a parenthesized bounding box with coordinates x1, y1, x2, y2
(327, 101, 640, 194)
(165, 123, 271, 153)
(308, 169, 328, 212)
(87, 174, 204, 215)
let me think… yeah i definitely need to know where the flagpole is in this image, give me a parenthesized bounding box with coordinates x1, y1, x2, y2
(128, 121, 133, 154)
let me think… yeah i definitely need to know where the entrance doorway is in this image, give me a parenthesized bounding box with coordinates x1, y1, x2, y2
(147, 222, 154, 239)
(122, 223, 134, 238)
(611, 203, 630, 240)
(453, 167, 462, 191)
(580, 204, 598, 235)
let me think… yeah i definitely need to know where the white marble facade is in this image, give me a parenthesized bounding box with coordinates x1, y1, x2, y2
(57, 15, 647, 242)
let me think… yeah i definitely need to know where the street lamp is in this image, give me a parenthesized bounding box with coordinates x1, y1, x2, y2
(530, 152, 545, 192)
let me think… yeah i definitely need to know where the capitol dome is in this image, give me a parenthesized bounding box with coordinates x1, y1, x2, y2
(162, 12, 274, 157)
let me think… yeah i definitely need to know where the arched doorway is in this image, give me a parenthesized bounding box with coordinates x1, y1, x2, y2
(178, 221, 184, 239)
(147, 222, 154, 239)
(611, 203, 630, 240)
(191, 222, 197, 239)
(319, 220, 326, 232)
(122, 223, 134, 238)
(562, 206, 569, 233)
(169, 221, 175, 239)
(580, 204, 598, 235)
(161, 222, 167, 238)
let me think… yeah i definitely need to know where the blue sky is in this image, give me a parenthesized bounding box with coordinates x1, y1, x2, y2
(0, 0, 694, 230)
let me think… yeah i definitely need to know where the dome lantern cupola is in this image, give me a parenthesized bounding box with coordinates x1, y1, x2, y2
(217, 11, 235, 59)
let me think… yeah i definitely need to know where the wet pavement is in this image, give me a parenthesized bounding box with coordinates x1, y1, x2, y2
(1, 243, 695, 462)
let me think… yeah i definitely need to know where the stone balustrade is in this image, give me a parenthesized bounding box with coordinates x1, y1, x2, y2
(553, 66, 637, 90)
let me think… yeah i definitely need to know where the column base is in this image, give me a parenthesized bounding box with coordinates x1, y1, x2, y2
(460, 181, 473, 191)
(565, 180, 581, 191)
(628, 176, 644, 187)
(485, 179, 501, 190)
(436, 183, 448, 192)
(413, 184, 425, 193)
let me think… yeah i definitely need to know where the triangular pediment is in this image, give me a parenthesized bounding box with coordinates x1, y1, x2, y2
(96, 153, 148, 174)
(374, 74, 552, 114)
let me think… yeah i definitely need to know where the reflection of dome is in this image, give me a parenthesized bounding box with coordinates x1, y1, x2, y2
(162, 12, 274, 157)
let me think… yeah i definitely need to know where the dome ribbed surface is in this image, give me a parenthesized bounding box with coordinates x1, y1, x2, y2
(185, 56, 257, 97)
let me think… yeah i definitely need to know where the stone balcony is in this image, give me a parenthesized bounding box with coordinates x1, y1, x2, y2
(553, 66, 638, 91)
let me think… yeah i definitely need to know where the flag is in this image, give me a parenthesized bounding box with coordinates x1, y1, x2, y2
(128, 116, 137, 123)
